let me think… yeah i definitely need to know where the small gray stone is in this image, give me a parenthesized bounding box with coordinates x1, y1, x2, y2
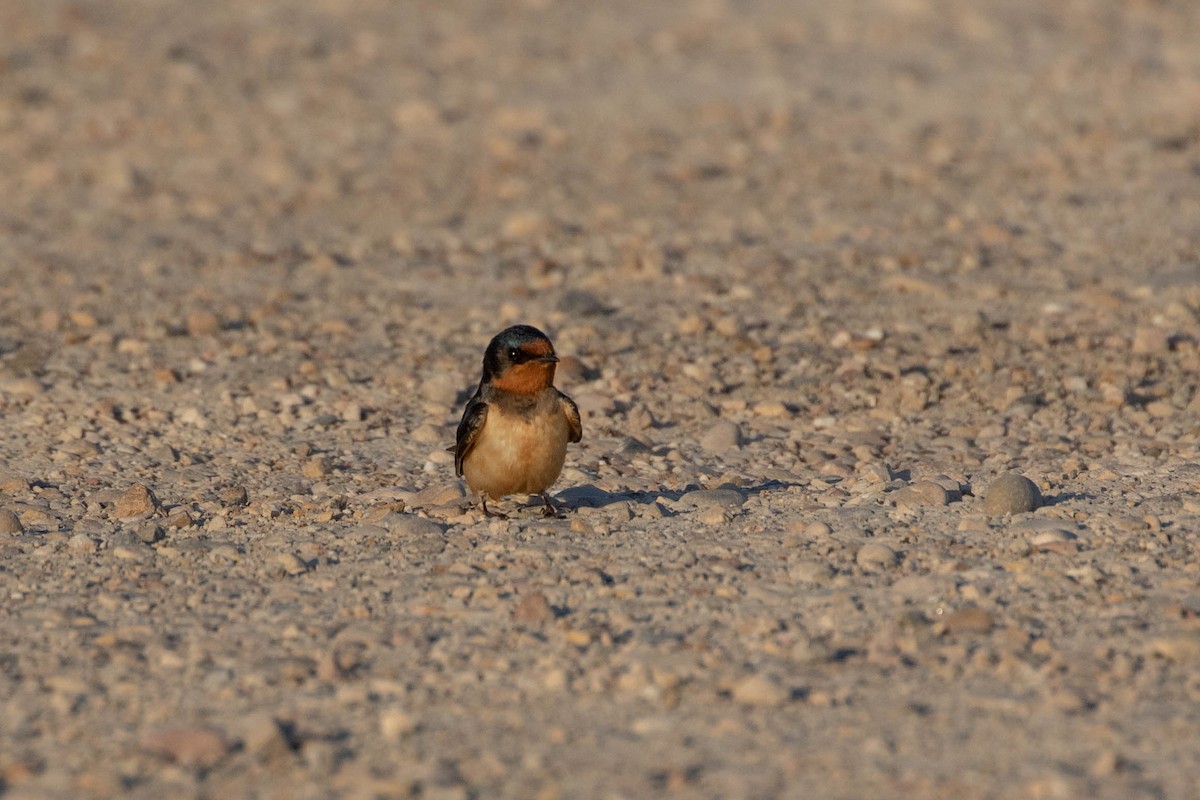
(301, 456, 331, 479)
(927, 475, 964, 502)
(73, 517, 111, 537)
(788, 559, 833, 584)
(1011, 519, 1078, 545)
(412, 482, 467, 507)
(730, 674, 790, 707)
(360, 501, 407, 524)
(940, 606, 996, 635)
(700, 420, 743, 453)
(142, 726, 232, 768)
(1029, 529, 1076, 546)
(111, 543, 154, 562)
(354, 524, 390, 542)
(983, 473, 1042, 515)
(893, 480, 950, 508)
(1131, 326, 1169, 355)
(113, 483, 162, 518)
(242, 713, 292, 763)
(856, 542, 899, 569)
(135, 521, 164, 544)
(386, 514, 447, 560)
(857, 461, 895, 484)
(218, 486, 249, 507)
(382, 513, 446, 538)
(210, 543, 240, 563)
(186, 309, 222, 337)
(67, 533, 97, 553)
(379, 707, 417, 742)
(268, 552, 310, 577)
(802, 521, 833, 537)
(513, 590, 553, 624)
(680, 488, 745, 510)
(0, 509, 23, 534)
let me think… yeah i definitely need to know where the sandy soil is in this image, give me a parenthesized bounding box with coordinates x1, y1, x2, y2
(2, 1, 1200, 797)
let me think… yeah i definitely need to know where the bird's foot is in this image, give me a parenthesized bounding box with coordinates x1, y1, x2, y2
(540, 494, 565, 518)
(481, 498, 508, 519)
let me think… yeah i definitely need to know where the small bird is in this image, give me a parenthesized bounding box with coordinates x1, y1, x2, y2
(451, 324, 582, 517)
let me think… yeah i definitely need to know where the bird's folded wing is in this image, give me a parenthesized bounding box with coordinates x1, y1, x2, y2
(453, 396, 489, 476)
(560, 391, 582, 443)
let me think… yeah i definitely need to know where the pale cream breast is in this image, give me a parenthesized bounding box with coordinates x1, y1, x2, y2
(461, 401, 571, 499)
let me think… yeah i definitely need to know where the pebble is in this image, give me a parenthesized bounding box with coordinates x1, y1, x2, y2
(1027, 528, 1077, 547)
(186, 310, 222, 337)
(18, 507, 57, 528)
(112, 483, 162, 518)
(893, 480, 950, 508)
(375, 511, 440, 534)
(111, 544, 153, 561)
(680, 489, 745, 510)
(141, 727, 232, 768)
(379, 707, 418, 742)
(939, 607, 996, 635)
(136, 521, 164, 544)
(413, 482, 467, 507)
(857, 461, 895, 483)
(513, 590, 553, 624)
(1131, 325, 1169, 355)
(361, 501, 408, 524)
(753, 400, 790, 418)
(0, 475, 29, 494)
(790, 637, 832, 663)
(952, 310, 989, 337)
(697, 507, 732, 525)
(983, 473, 1042, 515)
(218, 486, 249, 507)
(0, 508, 23, 534)
(700, 420, 743, 453)
(268, 552, 311, 577)
(67, 533, 97, 553)
(0, 376, 43, 397)
(957, 515, 990, 532)
(242, 713, 292, 763)
(302, 456, 331, 479)
(927, 475, 964, 502)
(856, 542, 899, 569)
(799, 520, 833, 537)
(788, 560, 834, 584)
(730, 674, 790, 707)
(889, 574, 950, 603)
(210, 544, 240, 562)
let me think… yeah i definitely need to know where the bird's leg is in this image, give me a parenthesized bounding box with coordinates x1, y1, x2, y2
(481, 496, 507, 519)
(540, 493, 562, 518)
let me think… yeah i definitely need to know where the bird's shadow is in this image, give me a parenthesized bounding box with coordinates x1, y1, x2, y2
(556, 479, 799, 510)
(1039, 491, 1098, 507)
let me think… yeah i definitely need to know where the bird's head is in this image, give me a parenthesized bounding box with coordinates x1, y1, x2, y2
(482, 324, 560, 394)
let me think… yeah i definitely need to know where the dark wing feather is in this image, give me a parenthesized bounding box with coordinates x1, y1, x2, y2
(559, 391, 582, 443)
(452, 394, 489, 476)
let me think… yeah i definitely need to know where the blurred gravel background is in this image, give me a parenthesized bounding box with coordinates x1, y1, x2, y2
(2, 1, 1200, 798)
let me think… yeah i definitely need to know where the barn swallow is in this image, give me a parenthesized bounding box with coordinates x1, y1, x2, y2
(450, 325, 582, 517)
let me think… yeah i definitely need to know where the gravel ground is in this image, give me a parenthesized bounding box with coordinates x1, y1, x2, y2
(3, 1, 1200, 798)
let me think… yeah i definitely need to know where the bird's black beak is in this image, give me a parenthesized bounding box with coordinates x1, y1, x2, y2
(536, 353, 559, 364)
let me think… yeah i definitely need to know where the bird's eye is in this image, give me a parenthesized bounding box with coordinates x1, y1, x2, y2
(507, 348, 520, 361)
